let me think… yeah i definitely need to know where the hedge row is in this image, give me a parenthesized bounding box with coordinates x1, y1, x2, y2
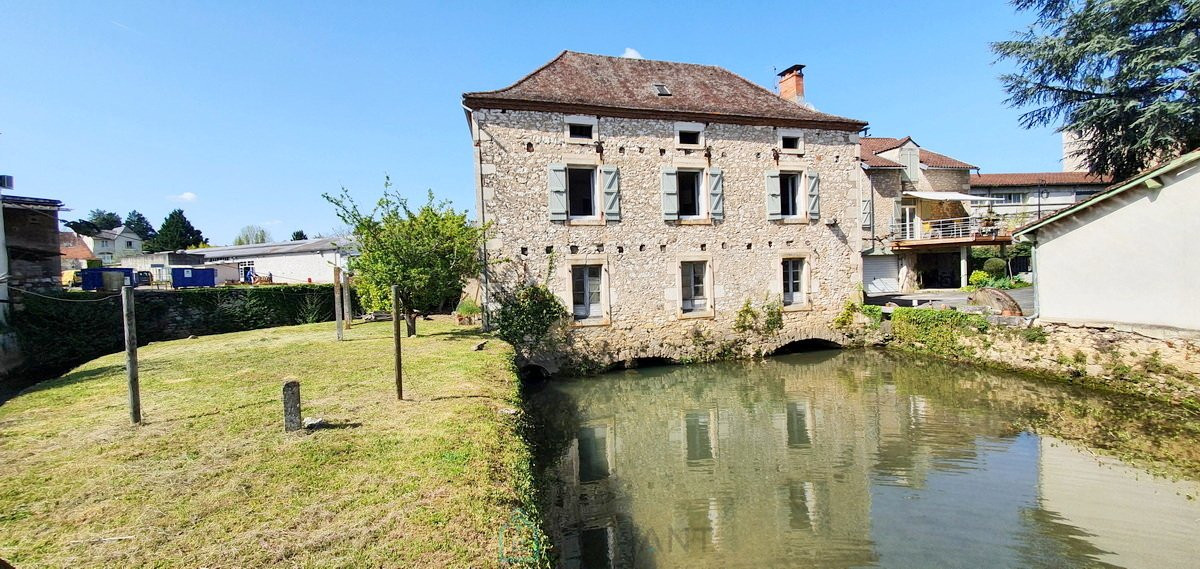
(3, 285, 360, 395)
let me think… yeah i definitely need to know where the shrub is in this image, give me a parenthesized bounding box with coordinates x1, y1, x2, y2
(493, 284, 568, 359)
(456, 297, 481, 318)
(891, 307, 989, 357)
(983, 257, 1008, 278)
(733, 299, 759, 334)
(1021, 326, 1048, 343)
(968, 270, 991, 287)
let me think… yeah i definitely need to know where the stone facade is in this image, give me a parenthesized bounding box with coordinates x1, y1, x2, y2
(472, 109, 863, 369)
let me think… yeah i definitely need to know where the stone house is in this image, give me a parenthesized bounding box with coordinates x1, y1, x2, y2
(463, 51, 867, 368)
(81, 225, 143, 264)
(857, 137, 1005, 293)
(3, 194, 65, 289)
(1014, 149, 1200, 335)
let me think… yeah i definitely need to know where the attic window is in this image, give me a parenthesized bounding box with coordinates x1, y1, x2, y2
(569, 124, 593, 139)
(782, 136, 800, 150)
(678, 131, 700, 145)
(652, 83, 671, 96)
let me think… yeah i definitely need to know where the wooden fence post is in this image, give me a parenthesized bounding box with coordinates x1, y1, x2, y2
(333, 266, 344, 340)
(282, 380, 302, 432)
(392, 284, 403, 400)
(342, 271, 353, 329)
(121, 286, 142, 425)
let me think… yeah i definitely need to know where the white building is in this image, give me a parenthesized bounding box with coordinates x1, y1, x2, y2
(194, 237, 355, 284)
(1014, 150, 1200, 335)
(80, 226, 143, 264)
(968, 171, 1110, 224)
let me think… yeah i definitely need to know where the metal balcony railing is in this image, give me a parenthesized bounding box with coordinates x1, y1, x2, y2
(890, 215, 1018, 242)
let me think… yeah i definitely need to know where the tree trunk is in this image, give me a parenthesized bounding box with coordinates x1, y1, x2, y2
(405, 311, 417, 337)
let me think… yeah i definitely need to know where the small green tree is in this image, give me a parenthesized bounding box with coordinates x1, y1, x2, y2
(87, 209, 122, 230)
(290, 230, 308, 241)
(324, 178, 486, 336)
(983, 257, 1009, 279)
(494, 284, 568, 360)
(145, 209, 207, 252)
(124, 210, 157, 241)
(233, 225, 272, 245)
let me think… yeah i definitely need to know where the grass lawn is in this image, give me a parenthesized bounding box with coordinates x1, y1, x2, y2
(0, 316, 545, 567)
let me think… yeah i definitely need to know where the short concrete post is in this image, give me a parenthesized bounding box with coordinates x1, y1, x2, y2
(283, 380, 301, 432)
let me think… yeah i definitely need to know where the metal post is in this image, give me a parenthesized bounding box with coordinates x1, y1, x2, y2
(342, 271, 353, 329)
(333, 266, 343, 340)
(121, 286, 142, 425)
(392, 284, 403, 400)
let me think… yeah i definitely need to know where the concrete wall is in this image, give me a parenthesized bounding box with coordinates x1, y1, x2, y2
(473, 109, 862, 368)
(1033, 162, 1200, 331)
(205, 251, 346, 284)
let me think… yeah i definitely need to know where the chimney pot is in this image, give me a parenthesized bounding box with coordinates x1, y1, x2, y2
(777, 64, 806, 105)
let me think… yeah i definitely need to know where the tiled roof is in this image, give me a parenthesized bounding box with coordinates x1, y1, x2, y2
(463, 51, 867, 131)
(59, 232, 97, 261)
(195, 237, 356, 259)
(859, 136, 977, 170)
(970, 171, 1111, 188)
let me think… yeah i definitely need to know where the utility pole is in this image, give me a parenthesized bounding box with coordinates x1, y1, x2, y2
(392, 284, 403, 400)
(122, 286, 142, 424)
(333, 266, 343, 340)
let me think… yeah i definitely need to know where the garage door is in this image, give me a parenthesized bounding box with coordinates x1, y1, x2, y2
(863, 255, 900, 294)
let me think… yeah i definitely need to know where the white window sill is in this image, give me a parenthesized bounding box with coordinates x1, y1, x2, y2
(778, 217, 810, 225)
(567, 217, 605, 226)
(782, 302, 813, 313)
(571, 317, 610, 328)
(677, 218, 712, 226)
(675, 144, 705, 151)
(566, 138, 597, 145)
(679, 308, 715, 320)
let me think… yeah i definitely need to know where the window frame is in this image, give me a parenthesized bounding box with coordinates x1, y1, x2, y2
(778, 171, 805, 219)
(565, 165, 601, 221)
(564, 115, 598, 144)
(777, 251, 812, 311)
(570, 264, 604, 321)
(677, 256, 714, 319)
(778, 128, 805, 155)
(675, 168, 709, 220)
(674, 121, 706, 149)
(563, 256, 610, 326)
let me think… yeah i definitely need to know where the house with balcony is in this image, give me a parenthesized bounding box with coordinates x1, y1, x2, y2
(968, 171, 1111, 225)
(858, 137, 1013, 292)
(463, 51, 867, 368)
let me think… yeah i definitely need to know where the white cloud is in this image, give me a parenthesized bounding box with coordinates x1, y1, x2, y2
(621, 47, 643, 59)
(261, 219, 282, 226)
(168, 191, 197, 203)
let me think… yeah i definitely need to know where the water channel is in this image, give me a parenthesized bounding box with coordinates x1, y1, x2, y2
(527, 348, 1200, 569)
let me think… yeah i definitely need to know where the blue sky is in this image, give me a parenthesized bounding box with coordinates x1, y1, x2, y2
(1, 1, 1053, 244)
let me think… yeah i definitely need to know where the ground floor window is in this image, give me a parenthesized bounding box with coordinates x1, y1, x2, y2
(571, 265, 602, 320)
(681, 261, 707, 312)
(782, 258, 806, 305)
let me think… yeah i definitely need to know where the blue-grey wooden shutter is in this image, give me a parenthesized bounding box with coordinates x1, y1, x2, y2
(708, 167, 724, 220)
(861, 198, 872, 229)
(807, 172, 821, 221)
(765, 170, 781, 220)
(601, 165, 620, 221)
(661, 166, 678, 220)
(548, 164, 567, 221)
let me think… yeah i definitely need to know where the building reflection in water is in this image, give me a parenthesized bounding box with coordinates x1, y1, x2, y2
(531, 348, 1200, 569)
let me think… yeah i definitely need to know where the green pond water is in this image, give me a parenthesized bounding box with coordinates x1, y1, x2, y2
(527, 349, 1200, 569)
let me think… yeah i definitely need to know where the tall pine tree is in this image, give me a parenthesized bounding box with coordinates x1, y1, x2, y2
(124, 210, 157, 241)
(146, 209, 206, 252)
(994, 0, 1200, 179)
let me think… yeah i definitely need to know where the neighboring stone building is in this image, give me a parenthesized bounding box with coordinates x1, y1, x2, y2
(858, 137, 995, 293)
(1014, 149, 1200, 335)
(81, 225, 143, 264)
(3, 194, 65, 289)
(463, 51, 867, 369)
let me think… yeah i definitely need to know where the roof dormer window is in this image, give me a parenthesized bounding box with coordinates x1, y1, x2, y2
(652, 83, 671, 96)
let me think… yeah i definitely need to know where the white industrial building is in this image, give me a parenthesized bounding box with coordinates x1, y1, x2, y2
(1015, 150, 1200, 335)
(195, 237, 356, 284)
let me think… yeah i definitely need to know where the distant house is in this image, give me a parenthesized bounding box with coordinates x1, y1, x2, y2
(1014, 150, 1200, 334)
(3, 194, 65, 289)
(59, 231, 98, 270)
(193, 237, 355, 283)
(968, 171, 1110, 222)
(80, 226, 143, 264)
(858, 137, 998, 292)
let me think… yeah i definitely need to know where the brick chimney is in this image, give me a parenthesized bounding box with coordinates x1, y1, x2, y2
(777, 64, 806, 105)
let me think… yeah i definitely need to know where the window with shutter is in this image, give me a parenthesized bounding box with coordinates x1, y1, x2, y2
(780, 173, 802, 217)
(661, 167, 679, 220)
(708, 168, 724, 220)
(806, 172, 821, 220)
(861, 199, 873, 229)
(765, 170, 782, 220)
(567, 166, 598, 218)
(601, 166, 621, 221)
(548, 164, 567, 221)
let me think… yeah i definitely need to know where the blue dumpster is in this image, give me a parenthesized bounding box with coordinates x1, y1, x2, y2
(80, 268, 134, 291)
(171, 267, 217, 288)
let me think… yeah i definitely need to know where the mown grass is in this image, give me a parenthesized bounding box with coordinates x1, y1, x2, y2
(0, 317, 544, 567)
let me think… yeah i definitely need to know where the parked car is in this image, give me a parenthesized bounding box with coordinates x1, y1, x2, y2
(136, 271, 153, 287)
(61, 269, 82, 288)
